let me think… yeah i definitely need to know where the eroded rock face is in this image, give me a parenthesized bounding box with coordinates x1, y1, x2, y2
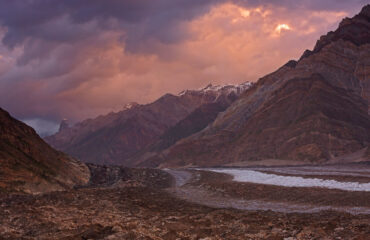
(45, 83, 252, 165)
(0, 108, 90, 194)
(144, 5, 370, 167)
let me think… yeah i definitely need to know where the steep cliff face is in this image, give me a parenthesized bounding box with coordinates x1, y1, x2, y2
(0, 108, 90, 194)
(143, 5, 370, 167)
(45, 83, 251, 165)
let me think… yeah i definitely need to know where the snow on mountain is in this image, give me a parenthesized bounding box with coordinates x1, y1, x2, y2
(178, 82, 253, 97)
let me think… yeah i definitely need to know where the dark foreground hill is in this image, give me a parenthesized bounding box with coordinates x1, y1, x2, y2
(0, 108, 90, 194)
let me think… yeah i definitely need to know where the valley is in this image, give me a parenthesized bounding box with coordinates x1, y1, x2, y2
(1, 164, 369, 239)
(0, 3, 369, 240)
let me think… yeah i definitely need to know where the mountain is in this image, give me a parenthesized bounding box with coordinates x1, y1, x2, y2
(140, 5, 370, 168)
(45, 82, 252, 165)
(127, 83, 251, 166)
(0, 108, 90, 194)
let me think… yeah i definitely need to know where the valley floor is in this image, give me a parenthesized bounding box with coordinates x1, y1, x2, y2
(0, 164, 369, 239)
(168, 164, 370, 214)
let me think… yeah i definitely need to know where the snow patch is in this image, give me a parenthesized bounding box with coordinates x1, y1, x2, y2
(208, 169, 370, 192)
(178, 82, 253, 96)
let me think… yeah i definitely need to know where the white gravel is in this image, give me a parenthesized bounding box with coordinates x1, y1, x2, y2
(208, 169, 370, 192)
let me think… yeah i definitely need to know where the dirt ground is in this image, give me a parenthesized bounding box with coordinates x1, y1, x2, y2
(0, 166, 369, 239)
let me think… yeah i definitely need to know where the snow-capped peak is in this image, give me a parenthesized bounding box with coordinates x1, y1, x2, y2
(123, 102, 139, 110)
(178, 82, 253, 96)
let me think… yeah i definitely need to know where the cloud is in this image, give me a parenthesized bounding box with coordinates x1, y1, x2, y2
(23, 118, 59, 137)
(0, 0, 366, 131)
(0, 0, 223, 52)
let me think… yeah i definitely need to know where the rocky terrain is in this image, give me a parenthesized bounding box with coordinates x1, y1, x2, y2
(144, 5, 370, 168)
(1, 164, 369, 239)
(0, 108, 89, 194)
(45, 83, 252, 166)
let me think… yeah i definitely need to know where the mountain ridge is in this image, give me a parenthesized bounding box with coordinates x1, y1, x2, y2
(45, 82, 252, 165)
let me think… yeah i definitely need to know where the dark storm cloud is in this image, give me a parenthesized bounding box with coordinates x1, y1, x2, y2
(0, 0, 224, 54)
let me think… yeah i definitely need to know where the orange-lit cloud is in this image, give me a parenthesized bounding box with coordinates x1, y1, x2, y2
(0, 0, 365, 132)
(275, 24, 291, 34)
(240, 8, 251, 18)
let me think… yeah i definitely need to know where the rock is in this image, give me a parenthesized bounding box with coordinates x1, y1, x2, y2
(112, 225, 122, 232)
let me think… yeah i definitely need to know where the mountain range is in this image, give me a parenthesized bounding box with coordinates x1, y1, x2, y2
(45, 82, 252, 165)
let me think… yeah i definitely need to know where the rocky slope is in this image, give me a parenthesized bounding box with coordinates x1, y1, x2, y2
(0, 108, 90, 194)
(45, 82, 251, 165)
(143, 5, 370, 167)
(128, 84, 252, 166)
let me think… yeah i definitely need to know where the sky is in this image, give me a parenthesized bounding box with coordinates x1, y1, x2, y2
(0, 0, 367, 136)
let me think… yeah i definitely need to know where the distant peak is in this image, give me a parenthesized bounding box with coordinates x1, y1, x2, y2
(359, 4, 370, 17)
(299, 4, 370, 61)
(283, 60, 298, 68)
(123, 102, 139, 110)
(58, 118, 69, 132)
